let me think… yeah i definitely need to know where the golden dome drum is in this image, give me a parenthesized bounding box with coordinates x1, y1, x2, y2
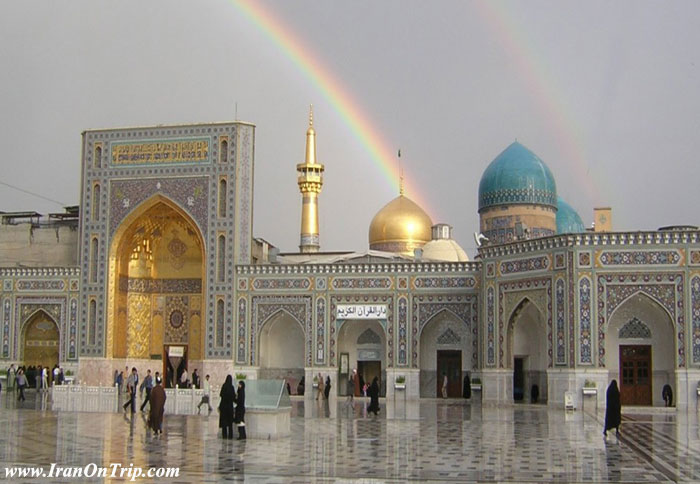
(369, 195, 433, 256)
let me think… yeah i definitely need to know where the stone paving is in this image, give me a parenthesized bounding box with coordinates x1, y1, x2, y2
(2, 390, 700, 482)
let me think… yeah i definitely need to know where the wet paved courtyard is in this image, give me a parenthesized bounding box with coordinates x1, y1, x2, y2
(2, 390, 700, 483)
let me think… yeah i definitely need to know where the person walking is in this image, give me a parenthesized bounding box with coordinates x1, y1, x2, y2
(7, 364, 16, 393)
(316, 373, 324, 401)
(235, 380, 246, 440)
(148, 377, 166, 435)
(123, 367, 139, 413)
(16, 369, 27, 401)
(367, 377, 380, 416)
(219, 375, 236, 439)
(347, 370, 355, 404)
(139, 370, 154, 412)
(441, 372, 448, 399)
(324, 375, 331, 399)
(604, 380, 622, 437)
(197, 374, 213, 414)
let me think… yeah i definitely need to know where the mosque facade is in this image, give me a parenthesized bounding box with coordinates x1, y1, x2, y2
(1, 116, 699, 410)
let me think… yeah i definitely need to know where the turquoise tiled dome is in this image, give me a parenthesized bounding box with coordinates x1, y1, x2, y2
(556, 197, 585, 234)
(478, 141, 557, 211)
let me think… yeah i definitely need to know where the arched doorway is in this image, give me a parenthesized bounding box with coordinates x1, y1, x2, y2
(606, 293, 675, 406)
(337, 321, 386, 396)
(22, 311, 60, 369)
(419, 310, 471, 397)
(258, 310, 305, 393)
(107, 197, 204, 375)
(507, 298, 547, 403)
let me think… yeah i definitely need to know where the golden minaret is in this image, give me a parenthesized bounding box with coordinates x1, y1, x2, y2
(297, 106, 324, 253)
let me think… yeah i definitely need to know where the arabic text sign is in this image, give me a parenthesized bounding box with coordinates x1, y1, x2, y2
(336, 304, 387, 319)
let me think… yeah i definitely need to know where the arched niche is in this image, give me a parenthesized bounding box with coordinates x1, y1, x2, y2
(258, 310, 306, 388)
(605, 292, 675, 406)
(419, 309, 470, 397)
(107, 195, 205, 363)
(507, 298, 547, 403)
(337, 320, 386, 396)
(22, 310, 60, 368)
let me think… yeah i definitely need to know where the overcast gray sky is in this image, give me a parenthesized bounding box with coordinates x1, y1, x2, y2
(1, 1, 699, 255)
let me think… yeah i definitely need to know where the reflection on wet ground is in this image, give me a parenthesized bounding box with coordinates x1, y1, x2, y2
(2, 390, 700, 482)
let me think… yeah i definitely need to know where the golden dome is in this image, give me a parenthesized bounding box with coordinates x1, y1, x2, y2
(369, 195, 433, 256)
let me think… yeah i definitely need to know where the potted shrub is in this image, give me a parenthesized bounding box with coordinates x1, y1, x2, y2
(583, 379, 597, 395)
(394, 375, 406, 389)
(235, 373, 247, 381)
(471, 377, 482, 391)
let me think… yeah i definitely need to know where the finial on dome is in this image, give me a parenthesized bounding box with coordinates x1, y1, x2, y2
(304, 105, 317, 164)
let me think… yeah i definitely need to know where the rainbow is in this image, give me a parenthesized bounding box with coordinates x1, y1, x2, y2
(474, 3, 603, 206)
(230, 0, 435, 217)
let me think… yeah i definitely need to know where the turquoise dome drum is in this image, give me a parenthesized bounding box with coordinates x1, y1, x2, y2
(478, 141, 557, 212)
(556, 197, 585, 234)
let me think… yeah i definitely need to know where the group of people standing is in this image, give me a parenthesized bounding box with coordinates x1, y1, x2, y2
(4, 364, 66, 401)
(218, 376, 246, 440)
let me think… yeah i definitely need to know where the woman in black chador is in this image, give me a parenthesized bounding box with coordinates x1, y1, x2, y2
(463, 374, 471, 399)
(324, 375, 331, 399)
(219, 375, 236, 439)
(604, 379, 622, 436)
(367, 377, 380, 416)
(235, 380, 246, 440)
(662, 384, 673, 407)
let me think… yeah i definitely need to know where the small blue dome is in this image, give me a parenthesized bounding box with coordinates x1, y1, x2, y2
(478, 141, 557, 211)
(556, 197, 585, 234)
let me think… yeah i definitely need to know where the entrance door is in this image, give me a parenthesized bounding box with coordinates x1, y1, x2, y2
(358, 360, 381, 395)
(513, 357, 525, 401)
(436, 350, 462, 398)
(164, 345, 188, 388)
(620, 345, 652, 405)
(23, 315, 59, 370)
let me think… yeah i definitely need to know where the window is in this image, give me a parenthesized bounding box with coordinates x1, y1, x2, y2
(94, 145, 102, 168)
(91, 184, 100, 221)
(216, 299, 224, 347)
(220, 139, 228, 163)
(218, 178, 227, 218)
(217, 235, 226, 283)
(88, 299, 97, 346)
(89, 237, 99, 283)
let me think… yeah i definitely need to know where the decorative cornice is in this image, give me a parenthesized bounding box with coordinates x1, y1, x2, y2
(0, 267, 80, 277)
(478, 231, 700, 259)
(236, 262, 481, 276)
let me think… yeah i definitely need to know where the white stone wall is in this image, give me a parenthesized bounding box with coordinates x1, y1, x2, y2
(0, 223, 78, 267)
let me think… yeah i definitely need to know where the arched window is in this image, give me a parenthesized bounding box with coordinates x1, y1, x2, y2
(619, 317, 651, 339)
(218, 178, 227, 218)
(217, 235, 226, 283)
(220, 139, 228, 163)
(89, 299, 97, 346)
(94, 145, 102, 168)
(89, 237, 99, 283)
(216, 299, 225, 347)
(92, 184, 100, 221)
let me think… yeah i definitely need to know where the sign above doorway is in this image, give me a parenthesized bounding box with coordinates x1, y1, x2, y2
(336, 304, 387, 319)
